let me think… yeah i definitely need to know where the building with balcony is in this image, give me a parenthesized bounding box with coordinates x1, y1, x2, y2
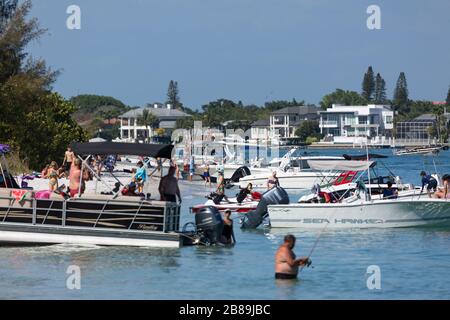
(396, 113, 450, 144)
(318, 104, 394, 143)
(269, 106, 320, 138)
(119, 103, 190, 142)
(250, 119, 270, 140)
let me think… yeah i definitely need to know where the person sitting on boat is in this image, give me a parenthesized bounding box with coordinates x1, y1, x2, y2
(382, 181, 398, 200)
(158, 166, 182, 204)
(420, 171, 438, 198)
(121, 182, 139, 196)
(267, 171, 280, 190)
(275, 234, 311, 280)
(236, 183, 253, 204)
(434, 174, 450, 199)
(134, 161, 147, 193)
(221, 209, 236, 244)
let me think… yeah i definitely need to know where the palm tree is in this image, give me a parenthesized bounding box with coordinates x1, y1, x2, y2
(138, 109, 159, 142)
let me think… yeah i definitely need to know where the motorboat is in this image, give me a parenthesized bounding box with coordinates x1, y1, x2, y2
(265, 159, 450, 229)
(394, 146, 441, 156)
(191, 192, 261, 214)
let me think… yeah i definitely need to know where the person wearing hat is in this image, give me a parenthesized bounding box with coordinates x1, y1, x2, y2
(420, 171, 437, 198)
(214, 167, 229, 204)
(221, 209, 235, 244)
(134, 161, 147, 193)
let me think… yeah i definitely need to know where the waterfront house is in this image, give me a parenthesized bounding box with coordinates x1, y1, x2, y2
(119, 103, 190, 141)
(396, 113, 450, 144)
(318, 104, 394, 144)
(270, 106, 320, 139)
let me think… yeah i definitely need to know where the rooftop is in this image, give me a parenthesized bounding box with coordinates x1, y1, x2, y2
(270, 106, 320, 115)
(251, 119, 270, 127)
(120, 107, 190, 119)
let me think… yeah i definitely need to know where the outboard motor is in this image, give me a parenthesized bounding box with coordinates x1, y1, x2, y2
(195, 206, 224, 245)
(226, 166, 251, 188)
(241, 187, 289, 229)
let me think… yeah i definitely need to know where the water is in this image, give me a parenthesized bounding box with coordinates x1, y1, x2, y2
(1, 148, 450, 299)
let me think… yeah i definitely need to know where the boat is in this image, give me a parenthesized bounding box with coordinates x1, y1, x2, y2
(0, 142, 185, 248)
(265, 159, 450, 229)
(236, 149, 344, 189)
(190, 192, 261, 214)
(394, 146, 441, 156)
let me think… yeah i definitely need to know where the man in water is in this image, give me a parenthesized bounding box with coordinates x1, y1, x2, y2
(420, 171, 438, 198)
(221, 209, 236, 244)
(275, 234, 311, 280)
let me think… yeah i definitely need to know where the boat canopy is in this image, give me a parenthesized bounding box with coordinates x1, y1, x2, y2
(307, 159, 375, 172)
(71, 142, 174, 159)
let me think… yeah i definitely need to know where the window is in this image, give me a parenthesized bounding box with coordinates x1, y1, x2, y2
(385, 116, 393, 124)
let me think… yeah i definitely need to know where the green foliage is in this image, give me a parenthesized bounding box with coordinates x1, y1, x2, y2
(446, 86, 450, 106)
(374, 73, 387, 104)
(166, 80, 181, 109)
(0, 0, 18, 33)
(70, 94, 128, 113)
(0, 1, 87, 170)
(361, 66, 375, 101)
(305, 136, 319, 145)
(320, 89, 368, 109)
(294, 120, 322, 142)
(393, 72, 409, 107)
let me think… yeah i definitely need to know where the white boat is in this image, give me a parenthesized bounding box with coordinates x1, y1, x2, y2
(237, 149, 343, 189)
(394, 146, 441, 156)
(267, 159, 450, 229)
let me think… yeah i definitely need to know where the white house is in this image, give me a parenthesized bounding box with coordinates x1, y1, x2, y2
(119, 103, 190, 141)
(250, 119, 270, 140)
(318, 104, 394, 143)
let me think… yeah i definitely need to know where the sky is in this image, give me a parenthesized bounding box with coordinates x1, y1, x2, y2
(26, 0, 450, 109)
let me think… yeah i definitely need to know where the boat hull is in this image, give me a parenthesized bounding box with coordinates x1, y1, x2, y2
(268, 199, 450, 229)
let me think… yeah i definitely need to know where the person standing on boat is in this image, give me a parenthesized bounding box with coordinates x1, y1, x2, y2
(69, 159, 88, 198)
(221, 209, 236, 244)
(267, 171, 280, 190)
(420, 171, 438, 198)
(214, 168, 229, 204)
(62, 146, 75, 176)
(134, 161, 147, 194)
(158, 166, 182, 203)
(275, 234, 311, 280)
(46, 161, 59, 192)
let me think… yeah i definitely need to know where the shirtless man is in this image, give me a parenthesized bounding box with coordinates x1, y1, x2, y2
(68, 159, 87, 198)
(63, 146, 75, 175)
(274, 234, 311, 280)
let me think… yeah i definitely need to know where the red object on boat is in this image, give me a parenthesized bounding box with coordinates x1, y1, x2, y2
(251, 191, 262, 200)
(333, 171, 357, 185)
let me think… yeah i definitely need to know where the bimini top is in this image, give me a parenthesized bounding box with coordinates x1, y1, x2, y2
(71, 142, 174, 159)
(307, 159, 375, 172)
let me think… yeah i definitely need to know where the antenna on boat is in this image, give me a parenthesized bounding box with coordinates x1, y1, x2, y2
(366, 142, 372, 198)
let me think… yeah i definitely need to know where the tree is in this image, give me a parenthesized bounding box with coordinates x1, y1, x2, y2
(166, 80, 180, 109)
(361, 66, 375, 101)
(0, 1, 87, 169)
(294, 121, 322, 142)
(374, 73, 387, 104)
(138, 109, 159, 141)
(393, 72, 409, 107)
(446, 86, 450, 106)
(0, 0, 18, 33)
(320, 89, 368, 109)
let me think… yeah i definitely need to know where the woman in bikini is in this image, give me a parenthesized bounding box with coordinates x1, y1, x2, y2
(46, 161, 59, 192)
(267, 171, 280, 190)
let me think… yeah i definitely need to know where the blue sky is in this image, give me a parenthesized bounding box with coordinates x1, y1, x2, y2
(27, 0, 450, 109)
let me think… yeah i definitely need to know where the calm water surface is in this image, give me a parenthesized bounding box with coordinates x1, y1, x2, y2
(1, 148, 450, 299)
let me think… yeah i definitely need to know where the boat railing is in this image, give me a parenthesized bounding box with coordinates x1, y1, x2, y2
(0, 194, 181, 233)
